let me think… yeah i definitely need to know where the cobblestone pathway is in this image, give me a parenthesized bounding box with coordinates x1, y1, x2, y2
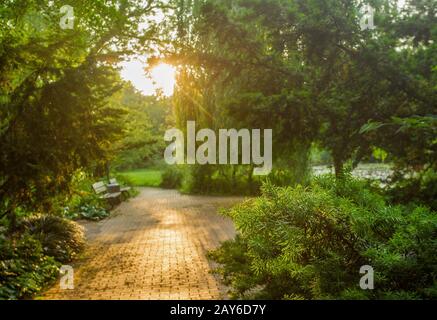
(42, 188, 243, 300)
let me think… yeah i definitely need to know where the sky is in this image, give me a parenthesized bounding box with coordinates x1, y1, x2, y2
(119, 4, 174, 97)
(120, 59, 176, 97)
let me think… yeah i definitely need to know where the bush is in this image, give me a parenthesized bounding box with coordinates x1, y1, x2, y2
(58, 170, 113, 218)
(160, 166, 183, 189)
(179, 165, 262, 195)
(385, 167, 437, 211)
(209, 175, 437, 300)
(20, 215, 85, 263)
(0, 214, 85, 299)
(61, 171, 113, 220)
(0, 233, 60, 300)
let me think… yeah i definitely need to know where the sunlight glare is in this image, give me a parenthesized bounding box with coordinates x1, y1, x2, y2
(150, 63, 176, 97)
(120, 60, 176, 97)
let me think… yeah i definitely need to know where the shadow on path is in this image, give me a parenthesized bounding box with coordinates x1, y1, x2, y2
(42, 188, 244, 300)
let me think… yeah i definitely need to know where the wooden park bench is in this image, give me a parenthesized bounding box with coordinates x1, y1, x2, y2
(109, 178, 131, 199)
(109, 178, 131, 193)
(92, 181, 122, 209)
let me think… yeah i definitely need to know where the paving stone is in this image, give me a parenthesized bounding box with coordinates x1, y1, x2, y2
(41, 188, 244, 300)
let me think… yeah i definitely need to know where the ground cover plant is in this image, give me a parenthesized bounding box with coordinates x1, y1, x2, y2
(209, 176, 437, 300)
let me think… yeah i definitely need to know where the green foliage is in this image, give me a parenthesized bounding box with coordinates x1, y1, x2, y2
(310, 146, 333, 166)
(0, 0, 167, 229)
(20, 215, 85, 263)
(58, 170, 111, 220)
(0, 0, 435, 301)
(180, 165, 262, 196)
(207, 235, 262, 298)
(160, 166, 184, 189)
(168, 0, 436, 180)
(64, 204, 110, 222)
(385, 167, 437, 211)
(108, 84, 170, 171)
(177, 162, 310, 196)
(0, 233, 60, 300)
(0, 212, 85, 299)
(210, 176, 437, 299)
(372, 147, 388, 163)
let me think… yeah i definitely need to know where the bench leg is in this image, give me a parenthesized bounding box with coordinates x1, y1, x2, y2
(108, 196, 121, 208)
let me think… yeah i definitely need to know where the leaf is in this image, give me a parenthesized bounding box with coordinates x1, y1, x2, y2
(359, 121, 384, 134)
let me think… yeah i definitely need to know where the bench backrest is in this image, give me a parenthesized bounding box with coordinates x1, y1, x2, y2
(92, 181, 107, 194)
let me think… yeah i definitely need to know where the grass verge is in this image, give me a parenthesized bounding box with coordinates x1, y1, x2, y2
(116, 169, 163, 187)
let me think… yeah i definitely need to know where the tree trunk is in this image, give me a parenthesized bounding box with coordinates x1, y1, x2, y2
(7, 207, 16, 234)
(106, 161, 111, 182)
(333, 156, 344, 179)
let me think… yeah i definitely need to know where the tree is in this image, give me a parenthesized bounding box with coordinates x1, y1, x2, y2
(107, 83, 170, 171)
(0, 0, 167, 229)
(164, 0, 435, 180)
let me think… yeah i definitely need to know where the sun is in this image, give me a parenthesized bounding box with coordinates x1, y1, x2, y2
(149, 63, 177, 97)
(120, 60, 176, 97)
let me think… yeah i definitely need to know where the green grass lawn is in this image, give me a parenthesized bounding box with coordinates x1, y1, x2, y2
(116, 169, 163, 187)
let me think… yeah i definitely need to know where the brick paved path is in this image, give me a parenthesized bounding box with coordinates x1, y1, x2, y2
(42, 188, 243, 300)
